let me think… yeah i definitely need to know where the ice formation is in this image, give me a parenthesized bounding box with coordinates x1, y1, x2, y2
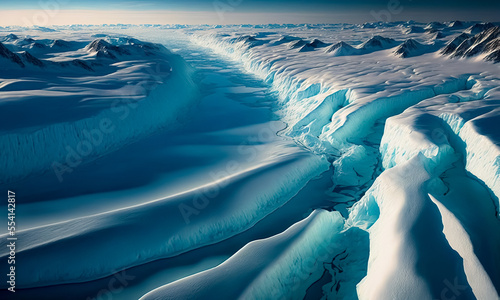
(1, 21, 499, 299)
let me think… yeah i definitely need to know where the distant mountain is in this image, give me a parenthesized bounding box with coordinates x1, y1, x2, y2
(442, 26, 500, 63)
(324, 41, 357, 56)
(0, 42, 25, 67)
(85, 38, 163, 59)
(309, 39, 328, 48)
(360, 35, 397, 50)
(393, 39, 432, 58)
(403, 25, 425, 34)
(466, 22, 495, 35)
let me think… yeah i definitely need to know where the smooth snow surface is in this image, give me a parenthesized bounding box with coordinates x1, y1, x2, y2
(1, 21, 499, 300)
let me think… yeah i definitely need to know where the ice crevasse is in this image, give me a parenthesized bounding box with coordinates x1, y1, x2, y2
(193, 32, 500, 209)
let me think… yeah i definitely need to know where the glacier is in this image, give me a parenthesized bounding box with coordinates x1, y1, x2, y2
(1, 21, 500, 300)
(0, 29, 332, 293)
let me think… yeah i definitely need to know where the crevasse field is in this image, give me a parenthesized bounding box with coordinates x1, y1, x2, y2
(0, 21, 499, 300)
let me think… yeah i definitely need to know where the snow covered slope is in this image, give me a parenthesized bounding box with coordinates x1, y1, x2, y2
(0, 33, 198, 183)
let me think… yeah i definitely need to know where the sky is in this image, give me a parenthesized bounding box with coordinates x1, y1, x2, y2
(0, 0, 499, 26)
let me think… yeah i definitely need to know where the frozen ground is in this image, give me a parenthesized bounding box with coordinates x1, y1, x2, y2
(0, 21, 499, 300)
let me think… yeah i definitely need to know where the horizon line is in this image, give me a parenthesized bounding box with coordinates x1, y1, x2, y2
(0, 9, 499, 27)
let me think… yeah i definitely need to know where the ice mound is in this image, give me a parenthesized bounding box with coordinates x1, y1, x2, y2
(13, 37, 36, 47)
(361, 22, 377, 29)
(297, 44, 316, 52)
(325, 36, 398, 56)
(287, 39, 308, 49)
(18, 51, 44, 67)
